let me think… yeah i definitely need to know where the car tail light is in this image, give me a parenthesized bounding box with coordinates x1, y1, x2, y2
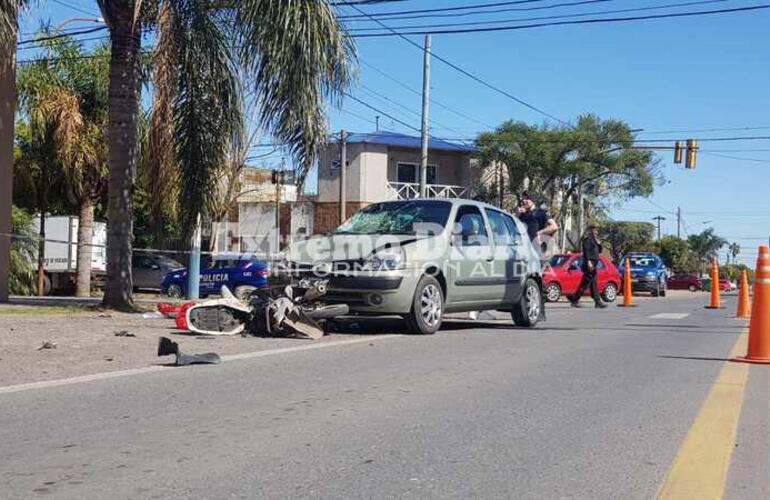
(175, 302, 196, 331)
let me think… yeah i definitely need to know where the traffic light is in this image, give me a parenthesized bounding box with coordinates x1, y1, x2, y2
(685, 139, 698, 169)
(673, 141, 683, 164)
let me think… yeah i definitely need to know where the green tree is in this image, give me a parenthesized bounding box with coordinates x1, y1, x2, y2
(17, 36, 110, 297)
(728, 242, 741, 264)
(9, 205, 36, 295)
(476, 114, 663, 243)
(601, 221, 655, 263)
(653, 236, 693, 272)
(687, 228, 727, 276)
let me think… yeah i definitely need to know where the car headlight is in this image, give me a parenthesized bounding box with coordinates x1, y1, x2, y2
(364, 248, 404, 271)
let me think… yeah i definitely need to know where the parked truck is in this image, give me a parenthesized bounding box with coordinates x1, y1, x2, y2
(33, 215, 107, 295)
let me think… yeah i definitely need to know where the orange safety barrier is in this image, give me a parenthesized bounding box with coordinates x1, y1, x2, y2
(732, 246, 770, 364)
(617, 257, 637, 307)
(705, 257, 723, 309)
(736, 269, 751, 319)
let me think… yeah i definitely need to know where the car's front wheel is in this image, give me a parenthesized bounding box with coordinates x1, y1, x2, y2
(545, 282, 561, 302)
(404, 275, 443, 335)
(688, 284, 697, 292)
(166, 283, 184, 299)
(512, 278, 541, 328)
(602, 282, 619, 302)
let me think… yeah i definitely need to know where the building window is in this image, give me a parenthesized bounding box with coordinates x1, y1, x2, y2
(396, 162, 438, 184)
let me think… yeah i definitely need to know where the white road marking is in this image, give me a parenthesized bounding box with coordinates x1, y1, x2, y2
(649, 313, 691, 320)
(0, 335, 403, 396)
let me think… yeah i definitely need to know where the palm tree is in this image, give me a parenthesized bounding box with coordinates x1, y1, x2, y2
(728, 242, 740, 265)
(17, 36, 110, 297)
(3, 0, 355, 309)
(687, 228, 727, 276)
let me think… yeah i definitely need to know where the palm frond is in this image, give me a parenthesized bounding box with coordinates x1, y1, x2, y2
(236, 0, 356, 188)
(169, 0, 242, 236)
(148, 0, 180, 227)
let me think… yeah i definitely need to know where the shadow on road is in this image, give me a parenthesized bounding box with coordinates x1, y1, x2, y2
(658, 355, 730, 362)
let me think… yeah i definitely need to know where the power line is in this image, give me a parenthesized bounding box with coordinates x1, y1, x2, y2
(701, 151, 770, 163)
(344, 92, 421, 132)
(348, 0, 729, 31)
(340, 0, 563, 19)
(17, 26, 108, 46)
(639, 125, 770, 135)
(359, 59, 494, 129)
(332, 0, 411, 5)
(50, 0, 101, 17)
(349, 4, 770, 37)
(349, 4, 569, 125)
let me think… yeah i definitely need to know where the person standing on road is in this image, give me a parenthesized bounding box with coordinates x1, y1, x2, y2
(569, 225, 607, 308)
(516, 191, 559, 255)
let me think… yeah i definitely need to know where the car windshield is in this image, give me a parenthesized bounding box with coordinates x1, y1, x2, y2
(628, 256, 657, 268)
(334, 200, 452, 235)
(549, 255, 571, 267)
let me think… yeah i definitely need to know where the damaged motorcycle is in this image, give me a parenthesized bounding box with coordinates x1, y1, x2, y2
(183, 281, 348, 340)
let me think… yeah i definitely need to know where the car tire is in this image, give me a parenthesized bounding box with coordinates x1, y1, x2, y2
(512, 278, 541, 328)
(404, 275, 444, 335)
(601, 282, 619, 303)
(233, 285, 257, 301)
(166, 283, 184, 299)
(545, 282, 561, 302)
(688, 284, 697, 292)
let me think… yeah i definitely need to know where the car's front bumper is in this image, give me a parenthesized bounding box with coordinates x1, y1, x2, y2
(628, 276, 659, 292)
(283, 269, 419, 314)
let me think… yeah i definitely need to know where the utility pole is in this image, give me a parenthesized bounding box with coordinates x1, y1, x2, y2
(339, 130, 347, 224)
(677, 206, 681, 239)
(419, 35, 432, 198)
(187, 214, 201, 300)
(275, 172, 281, 253)
(652, 215, 666, 241)
(375, 116, 380, 132)
(0, 6, 18, 303)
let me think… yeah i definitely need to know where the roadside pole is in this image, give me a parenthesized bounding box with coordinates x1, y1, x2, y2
(677, 206, 682, 239)
(339, 130, 347, 224)
(275, 174, 281, 252)
(0, 6, 18, 303)
(653, 215, 666, 241)
(419, 35, 432, 198)
(187, 214, 201, 300)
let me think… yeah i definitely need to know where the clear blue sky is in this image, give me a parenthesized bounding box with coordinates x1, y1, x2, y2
(17, 0, 770, 264)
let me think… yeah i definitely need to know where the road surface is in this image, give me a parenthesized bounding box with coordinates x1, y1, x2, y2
(1, 293, 765, 499)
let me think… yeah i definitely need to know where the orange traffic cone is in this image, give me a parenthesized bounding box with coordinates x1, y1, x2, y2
(736, 269, 751, 319)
(705, 257, 723, 309)
(732, 246, 770, 364)
(618, 257, 637, 307)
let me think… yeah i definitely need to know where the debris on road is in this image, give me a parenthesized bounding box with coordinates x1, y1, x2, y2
(37, 341, 57, 350)
(114, 331, 136, 338)
(142, 311, 165, 319)
(157, 337, 221, 366)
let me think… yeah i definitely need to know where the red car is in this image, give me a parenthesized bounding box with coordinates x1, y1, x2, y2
(543, 254, 622, 303)
(667, 274, 702, 292)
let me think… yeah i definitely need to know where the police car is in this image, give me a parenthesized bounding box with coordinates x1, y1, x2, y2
(161, 254, 270, 300)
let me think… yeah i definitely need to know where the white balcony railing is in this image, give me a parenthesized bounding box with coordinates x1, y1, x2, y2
(387, 182, 467, 200)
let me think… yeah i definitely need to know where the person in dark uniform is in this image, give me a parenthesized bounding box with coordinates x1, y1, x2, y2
(516, 191, 558, 253)
(569, 225, 607, 308)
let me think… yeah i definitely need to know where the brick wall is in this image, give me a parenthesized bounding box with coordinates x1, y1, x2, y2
(314, 202, 368, 235)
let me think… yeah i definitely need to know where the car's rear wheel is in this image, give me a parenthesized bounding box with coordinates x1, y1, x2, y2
(512, 278, 541, 328)
(404, 275, 443, 335)
(166, 283, 183, 299)
(688, 284, 697, 292)
(545, 282, 561, 302)
(602, 282, 618, 302)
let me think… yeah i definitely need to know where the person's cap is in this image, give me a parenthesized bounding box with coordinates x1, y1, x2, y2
(586, 224, 599, 230)
(521, 190, 531, 200)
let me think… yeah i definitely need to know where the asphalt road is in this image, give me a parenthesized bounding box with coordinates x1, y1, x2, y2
(1, 293, 763, 499)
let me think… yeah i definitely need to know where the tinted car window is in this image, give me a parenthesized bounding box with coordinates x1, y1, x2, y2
(454, 206, 489, 247)
(486, 209, 515, 246)
(549, 255, 571, 267)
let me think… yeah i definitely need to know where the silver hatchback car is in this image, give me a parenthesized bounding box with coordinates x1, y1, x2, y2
(281, 198, 543, 334)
